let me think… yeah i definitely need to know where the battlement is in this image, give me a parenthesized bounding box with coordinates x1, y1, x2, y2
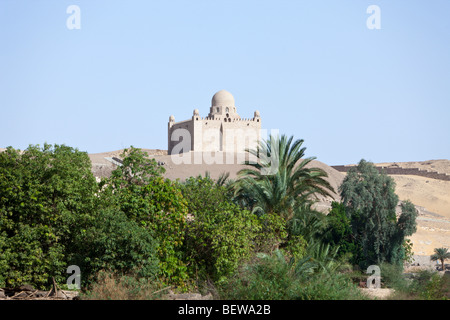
(197, 116, 259, 122)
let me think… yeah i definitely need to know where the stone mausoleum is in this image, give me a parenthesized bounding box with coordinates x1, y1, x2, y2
(168, 90, 261, 155)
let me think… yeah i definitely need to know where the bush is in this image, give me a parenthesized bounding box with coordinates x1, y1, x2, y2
(323, 202, 362, 265)
(379, 262, 408, 290)
(218, 252, 299, 300)
(181, 176, 260, 283)
(254, 212, 288, 254)
(0, 144, 98, 289)
(386, 268, 450, 300)
(102, 147, 189, 284)
(219, 250, 366, 300)
(81, 271, 167, 300)
(70, 209, 160, 287)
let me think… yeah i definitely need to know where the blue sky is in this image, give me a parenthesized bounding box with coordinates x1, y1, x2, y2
(1, 0, 449, 165)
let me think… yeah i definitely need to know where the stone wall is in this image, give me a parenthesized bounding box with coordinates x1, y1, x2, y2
(168, 117, 261, 155)
(331, 165, 450, 181)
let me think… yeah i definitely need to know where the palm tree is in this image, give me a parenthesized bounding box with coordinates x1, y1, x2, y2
(288, 202, 327, 244)
(431, 247, 450, 271)
(233, 134, 335, 220)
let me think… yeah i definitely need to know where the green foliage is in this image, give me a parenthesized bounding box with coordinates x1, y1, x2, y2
(109, 146, 165, 186)
(339, 159, 418, 268)
(379, 262, 408, 290)
(323, 201, 362, 265)
(0, 144, 98, 289)
(70, 209, 160, 287)
(103, 147, 188, 284)
(254, 211, 288, 253)
(219, 250, 365, 300)
(402, 239, 415, 264)
(282, 234, 308, 262)
(389, 268, 450, 300)
(180, 176, 260, 283)
(296, 271, 365, 300)
(6, 142, 433, 300)
(305, 241, 344, 274)
(234, 134, 334, 220)
(420, 272, 450, 300)
(288, 202, 327, 244)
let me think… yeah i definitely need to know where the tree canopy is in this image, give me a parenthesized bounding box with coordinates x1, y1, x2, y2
(339, 159, 418, 267)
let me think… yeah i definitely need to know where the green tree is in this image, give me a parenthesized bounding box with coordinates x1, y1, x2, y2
(431, 248, 450, 271)
(323, 201, 362, 265)
(0, 144, 98, 289)
(234, 134, 334, 220)
(102, 147, 188, 284)
(288, 202, 327, 244)
(70, 209, 160, 287)
(180, 175, 260, 283)
(339, 159, 418, 267)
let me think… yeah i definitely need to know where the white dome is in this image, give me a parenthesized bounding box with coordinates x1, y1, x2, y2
(211, 90, 235, 107)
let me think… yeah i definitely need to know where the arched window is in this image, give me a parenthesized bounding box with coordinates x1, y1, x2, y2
(226, 107, 229, 113)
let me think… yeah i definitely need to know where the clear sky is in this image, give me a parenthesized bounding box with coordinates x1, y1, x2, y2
(1, 0, 449, 165)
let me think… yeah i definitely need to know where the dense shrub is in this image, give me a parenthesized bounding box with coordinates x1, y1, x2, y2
(0, 144, 98, 289)
(254, 211, 288, 254)
(389, 269, 450, 300)
(180, 176, 260, 283)
(323, 201, 362, 265)
(379, 262, 408, 290)
(70, 209, 160, 287)
(102, 147, 189, 284)
(219, 251, 365, 300)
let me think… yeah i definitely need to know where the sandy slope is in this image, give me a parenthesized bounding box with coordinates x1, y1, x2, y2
(390, 175, 450, 255)
(392, 175, 450, 218)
